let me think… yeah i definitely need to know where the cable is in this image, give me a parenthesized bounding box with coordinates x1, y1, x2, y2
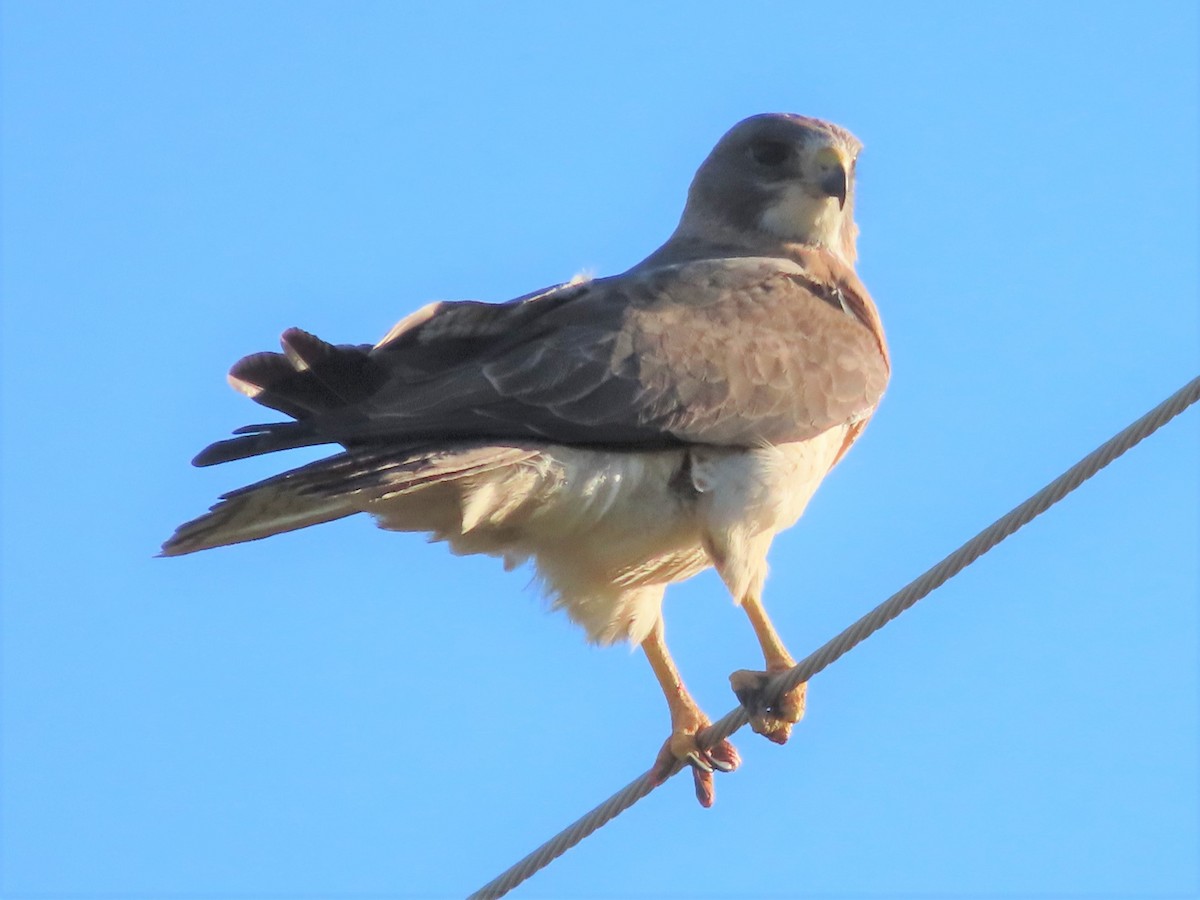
(468, 374, 1200, 900)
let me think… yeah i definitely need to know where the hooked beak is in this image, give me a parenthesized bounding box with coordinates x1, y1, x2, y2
(814, 147, 849, 209)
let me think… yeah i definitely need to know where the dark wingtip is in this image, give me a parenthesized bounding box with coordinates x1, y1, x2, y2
(190, 434, 273, 467)
(157, 532, 192, 557)
(191, 441, 238, 467)
(191, 431, 277, 467)
(190, 422, 327, 467)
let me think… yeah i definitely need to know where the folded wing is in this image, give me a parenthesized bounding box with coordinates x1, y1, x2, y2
(193, 253, 889, 467)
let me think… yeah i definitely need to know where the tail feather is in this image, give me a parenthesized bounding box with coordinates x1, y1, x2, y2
(193, 328, 393, 466)
(227, 328, 385, 417)
(162, 449, 397, 556)
(159, 466, 359, 557)
(190, 422, 329, 467)
(162, 443, 545, 557)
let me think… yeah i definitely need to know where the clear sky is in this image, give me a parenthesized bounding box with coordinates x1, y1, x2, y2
(2, 2, 1197, 898)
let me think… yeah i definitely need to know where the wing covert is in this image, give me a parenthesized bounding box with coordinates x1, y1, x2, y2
(350, 253, 889, 449)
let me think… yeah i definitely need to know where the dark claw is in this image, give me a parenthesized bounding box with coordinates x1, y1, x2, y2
(708, 738, 741, 773)
(686, 750, 714, 774)
(653, 733, 740, 807)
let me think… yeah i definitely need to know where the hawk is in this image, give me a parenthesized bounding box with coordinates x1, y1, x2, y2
(162, 114, 890, 806)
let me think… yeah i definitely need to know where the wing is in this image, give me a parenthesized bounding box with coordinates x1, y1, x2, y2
(195, 253, 889, 465)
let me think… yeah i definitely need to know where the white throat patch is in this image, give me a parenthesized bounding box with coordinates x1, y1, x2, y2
(758, 183, 842, 249)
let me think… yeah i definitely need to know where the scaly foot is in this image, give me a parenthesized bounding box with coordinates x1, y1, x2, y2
(650, 722, 740, 808)
(729, 668, 806, 745)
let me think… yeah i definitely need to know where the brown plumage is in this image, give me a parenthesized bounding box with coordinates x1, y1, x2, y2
(163, 113, 889, 807)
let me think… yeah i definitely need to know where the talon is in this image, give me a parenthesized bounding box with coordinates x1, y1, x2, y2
(640, 618, 739, 807)
(709, 740, 741, 773)
(686, 750, 714, 774)
(652, 729, 740, 806)
(730, 668, 807, 744)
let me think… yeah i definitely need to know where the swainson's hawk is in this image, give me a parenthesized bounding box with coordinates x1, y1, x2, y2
(162, 114, 890, 806)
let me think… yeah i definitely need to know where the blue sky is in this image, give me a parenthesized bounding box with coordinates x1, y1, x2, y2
(2, 2, 1197, 898)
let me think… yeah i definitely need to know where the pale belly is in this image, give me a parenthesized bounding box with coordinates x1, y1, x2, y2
(367, 428, 848, 645)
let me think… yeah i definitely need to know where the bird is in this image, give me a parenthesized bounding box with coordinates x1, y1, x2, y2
(161, 113, 890, 807)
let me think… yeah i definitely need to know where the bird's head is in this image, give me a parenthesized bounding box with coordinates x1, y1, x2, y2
(674, 113, 863, 264)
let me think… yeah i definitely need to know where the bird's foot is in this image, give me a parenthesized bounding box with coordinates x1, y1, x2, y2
(729, 668, 806, 745)
(651, 723, 740, 808)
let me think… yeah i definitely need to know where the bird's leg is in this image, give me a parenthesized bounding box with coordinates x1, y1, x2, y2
(729, 593, 806, 745)
(642, 616, 740, 807)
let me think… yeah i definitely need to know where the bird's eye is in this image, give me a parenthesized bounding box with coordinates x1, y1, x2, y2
(749, 141, 790, 167)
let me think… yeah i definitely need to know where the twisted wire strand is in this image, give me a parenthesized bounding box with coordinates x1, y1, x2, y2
(469, 375, 1200, 900)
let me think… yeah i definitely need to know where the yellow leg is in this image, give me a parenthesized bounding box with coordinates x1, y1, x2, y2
(741, 592, 796, 671)
(641, 616, 740, 807)
(642, 616, 707, 742)
(730, 593, 807, 745)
